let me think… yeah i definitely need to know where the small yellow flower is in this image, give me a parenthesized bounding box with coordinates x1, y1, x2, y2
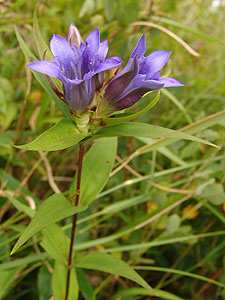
(182, 204, 199, 220)
(147, 202, 158, 214)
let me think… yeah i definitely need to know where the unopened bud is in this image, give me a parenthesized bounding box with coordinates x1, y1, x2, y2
(66, 23, 83, 47)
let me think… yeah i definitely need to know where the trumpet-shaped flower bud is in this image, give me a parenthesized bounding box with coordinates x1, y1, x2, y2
(104, 35, 184, 111)
(66, 23, 83, 47)
(27, 26, 122, 112)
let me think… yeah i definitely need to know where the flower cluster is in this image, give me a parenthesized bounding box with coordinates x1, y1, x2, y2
(28, 24, 183, 115)
(28, 24, 122, 112)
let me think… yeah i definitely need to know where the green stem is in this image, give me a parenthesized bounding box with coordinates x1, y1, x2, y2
(64, 143, 84, 300)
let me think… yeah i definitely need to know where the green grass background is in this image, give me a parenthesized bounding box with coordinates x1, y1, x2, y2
(0, 0, 225, 299)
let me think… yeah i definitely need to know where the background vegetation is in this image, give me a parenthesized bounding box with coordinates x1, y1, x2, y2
(0, 0, 225, 299)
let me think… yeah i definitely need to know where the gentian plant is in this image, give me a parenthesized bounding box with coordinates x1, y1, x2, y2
(12, 17, 216, 300)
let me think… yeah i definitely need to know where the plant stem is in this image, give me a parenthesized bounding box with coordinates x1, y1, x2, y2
(65, 142, 84, 300)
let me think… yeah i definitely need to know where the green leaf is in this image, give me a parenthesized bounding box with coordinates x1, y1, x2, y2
(14, 119, 89, 151)
(166, 214, 181, 235)
(7, 194, 35, 217)
(0, 269, 20, 299)
(41, 224, 70, 265)
(41, 226, 80, 300)
(133, 109, 225, 155)
(0, 234, 10, 261)
(0, 253, 49, 271)
(94, 122, 217, 148)
(38, 265, 52, 300)
(134, 266, 225, 289)
(103, 91, 160, 125)
(77, 268, 94, 300)
(70, 137, 117, 206)
(11, 194, 87, 254)
(102, 231, 225, 253)
(14, 26, 71, 119)
(138, 137, 187, 166)
(52, 261, 78, 300)
(112, 287, 184, 300)
(201, 183, 225, 205)
(33, 6, 62, 91)
(75, 251, 152, 291)
(33, 6, 53, 61)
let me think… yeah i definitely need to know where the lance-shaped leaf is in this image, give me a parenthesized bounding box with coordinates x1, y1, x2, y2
(0, 269, 21, 299)
(76, 251, 152, 291)
(121, 109, 225, 157)
(33, 6, 53, 61)
(52, 261, 79, 300)
(93, 122, 217, 148)
(11, 194, 87, 254)
(14, 119, 89, 151)
(113, 287, 184, 300)
(69, 137, 117, 206)
(41, 224, 70, 265)
(76, 269, 94, 300)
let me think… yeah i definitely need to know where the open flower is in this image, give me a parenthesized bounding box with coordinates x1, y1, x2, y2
(27, 24, 122, 112)
(103, 35, 184, 111)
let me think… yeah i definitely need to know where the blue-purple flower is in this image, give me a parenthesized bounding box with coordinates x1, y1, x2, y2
(103, 35, 184, 111)
(27, 24, 122, 112)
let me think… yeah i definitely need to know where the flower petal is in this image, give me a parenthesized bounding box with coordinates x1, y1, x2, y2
(82, 28, 101, 73)
(63, 80, 88, 111)
(110, 56, 123, 63)
(50, 34, 75, 78)
(84, 72, 97, 105)
(131, 35, 146, 58)
(113, 88, 149, 110)
(50, 34, 74, 58)
(96, 72, 105, 89)
(145, 50, 172, 78)
(159, 77, 184, 87)
(85, 28, 100, 53)
(115, 74, 164, 103)
(152, 72, 161, 80)
(98, 40, 109, 60)
(27, 60, 62, 79)
(113, 76, 164, 110)
(104, 56, 139, 103)
(95, 57, 122, 73)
